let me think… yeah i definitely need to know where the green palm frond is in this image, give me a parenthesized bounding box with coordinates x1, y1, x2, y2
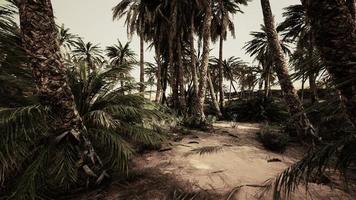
(273, 136, 356, 199)
(121, 123, 165, 147)
(0, 105, 48, 185)
(89, 129, 133, 172)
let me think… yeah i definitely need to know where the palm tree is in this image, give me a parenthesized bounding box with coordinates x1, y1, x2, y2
(72, 38, 104, 73)
(112, 0, 153, 94)
(273, 1, 356, 197)
(15, 0, 102, 191)
(244, 25, 292, 98)
(195, 0, 213, 124)
(260, 0, 316, 140)
(57, 24, 78, 50)
(210, 57, 247, 100)
(106, 40, 137, 88)
(300, 0, 356, 127)
(211, 0, 249, 108)
(278, 4, 320, 103)
(0, 59, 166, 199)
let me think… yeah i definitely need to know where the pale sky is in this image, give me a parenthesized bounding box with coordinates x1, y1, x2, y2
(50, 0, 300, 82)
(0, 0, 302, 87)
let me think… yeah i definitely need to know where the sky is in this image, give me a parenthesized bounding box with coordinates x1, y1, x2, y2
(0, 0, 302, 87)
(50, 0, 300, 82)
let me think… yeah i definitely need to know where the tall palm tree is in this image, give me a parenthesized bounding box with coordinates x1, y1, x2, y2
(211, 0, 249, 109)
(112, 0, 153, 94)
(244, 25, 291, 98)
(195, 0, 213, 124)
(106, 40, 137, 88)
(278, 4, 320, 103)
(260, 0, 316, 140)
(16, 0, 101, 188)
(72, 38, 104, 73)
(301, 0, 356, 127)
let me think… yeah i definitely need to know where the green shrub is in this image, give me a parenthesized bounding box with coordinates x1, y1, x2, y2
(224, 97, 290, 123)
(257, 125, 289, 152)
(0, 66, 170, 199)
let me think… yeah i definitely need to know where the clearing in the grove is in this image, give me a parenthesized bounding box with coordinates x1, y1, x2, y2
(1, 0, 355, 200)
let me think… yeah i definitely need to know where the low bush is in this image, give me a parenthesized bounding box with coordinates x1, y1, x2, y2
(224, 97, 290, 123)
(257, 125, 289, 152)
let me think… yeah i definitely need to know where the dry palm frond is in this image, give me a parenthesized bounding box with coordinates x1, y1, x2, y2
(184, 146, 224, 157)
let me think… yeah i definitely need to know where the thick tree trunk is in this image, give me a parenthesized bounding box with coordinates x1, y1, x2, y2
(208, 73, 223, 118)
(155, 43, 162, 103)
(18, 0, 100, 177)
(303, 0, 356, 127)
(261, 0, 316, 139)
(196, 0, 213, 123)
(346, 0, 356, 20)
(139, 36, 145, 94)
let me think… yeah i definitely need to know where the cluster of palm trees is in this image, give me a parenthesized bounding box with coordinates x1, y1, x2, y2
(0, 0, 355, 199)
(112, 0, 250, 124)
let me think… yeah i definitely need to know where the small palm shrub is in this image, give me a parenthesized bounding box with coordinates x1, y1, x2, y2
(257, 125, 289, 152)
(0, 65, 169, 199)
(224, 97, 290, 123)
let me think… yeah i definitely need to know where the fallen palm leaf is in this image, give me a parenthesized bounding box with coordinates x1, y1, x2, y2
(184, 146, 224, 157)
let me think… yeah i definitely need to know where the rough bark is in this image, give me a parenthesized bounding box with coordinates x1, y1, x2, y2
(346, 0, 356, 20)
(208, 73, 223, 118)
(261, 0, 316, 139)
(155, 43, 162, 102)
(139, 36, 145, 93)
(18, 0, 100, 178)
(196, 0, 213, 123)
(302, 0, 356, 127)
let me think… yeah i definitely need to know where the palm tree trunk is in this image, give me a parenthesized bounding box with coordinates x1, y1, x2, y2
(301, 73, 305, 102)
(155, 43, 162, 103)
(302, 0, 356, 127)
(18, 0, 100, 177)
(139, 35, 145, 94)
(261, 0, 316, 139)
(264, 65, 271, 98)
(208, 73, 223, 118)
(177, 35, 186, 112)
(218, 17, 225, 109)
(196, 0, 213, 123)
(346, 0, 356, 20)
(308, 72, 318, 103)
(169, 0, 178, 109)
(190, 12, 199, 106)
(229, 81, 232, 101)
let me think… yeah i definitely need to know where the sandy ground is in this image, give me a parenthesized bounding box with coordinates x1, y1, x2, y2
(131, 121, 352, 200)
(75, 122, 353, 200)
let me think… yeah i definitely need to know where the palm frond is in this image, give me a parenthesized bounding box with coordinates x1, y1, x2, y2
(184, 146, 224, 156)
